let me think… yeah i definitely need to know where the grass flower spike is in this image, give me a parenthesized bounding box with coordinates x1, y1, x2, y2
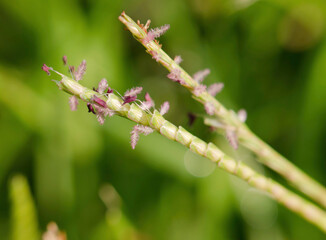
(119, 12, 326, 209)
(44, 57, 326, 232)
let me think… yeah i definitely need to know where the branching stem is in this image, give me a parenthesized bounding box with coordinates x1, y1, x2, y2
(51, 75, 326, 232)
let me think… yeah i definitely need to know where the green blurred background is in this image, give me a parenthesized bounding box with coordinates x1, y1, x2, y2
(0, 0, 326, 239)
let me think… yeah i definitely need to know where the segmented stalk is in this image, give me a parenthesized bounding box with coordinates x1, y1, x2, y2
(118, 12, 326, 209)
(55, 75, 326, 232)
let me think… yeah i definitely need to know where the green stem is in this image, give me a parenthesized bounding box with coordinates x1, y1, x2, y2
(118, 12, 326, 209)
(52, 74, 326, 232)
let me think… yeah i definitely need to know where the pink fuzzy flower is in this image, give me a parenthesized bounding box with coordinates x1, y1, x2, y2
(144, 20, 151, 31)
(62, 55, 67, 65)
(69, 96, 79, 111)
(130, 125, 154, 149)
(123, 95, 137, 105)
(93, 105, 115, 125)
(193, 84, 207, 96)
(141, 101, 153, 110)
(141, 93, 155, 110)
(75, 60, 87, 81)
(151, 51, 160, 62)
(207, 83, 224, 97)
(174, 55, 183, 65)
(107, 87, 113, 94)
(87, 103, 96, 114)
(193, 69, 210, 83)
(97, 113, 105, 125)
(124, 87, 143, 98)
(238, 109, 247, 123)
(69, 65, 75, 74)
(160, 101, 170, 115)
(93, 96, 107, 108)
(145, 93, 152, 103)
(204, 102, 215, 116)
(130, 128, 140, 149)
(135, 125, 154, 135)
(167, 69, 185, 84)
(123, 87, 143, 104)
(42, 64, 51, 75)
(226, 129, 238, 150)
(143, 24, 170, 44)
(106, 109, 115, 117)
(98, 78, 108, 94)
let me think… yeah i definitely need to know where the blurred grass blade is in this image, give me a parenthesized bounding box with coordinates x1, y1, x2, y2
(99, 184, 144, 240)
(10, 175, 39, 240)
